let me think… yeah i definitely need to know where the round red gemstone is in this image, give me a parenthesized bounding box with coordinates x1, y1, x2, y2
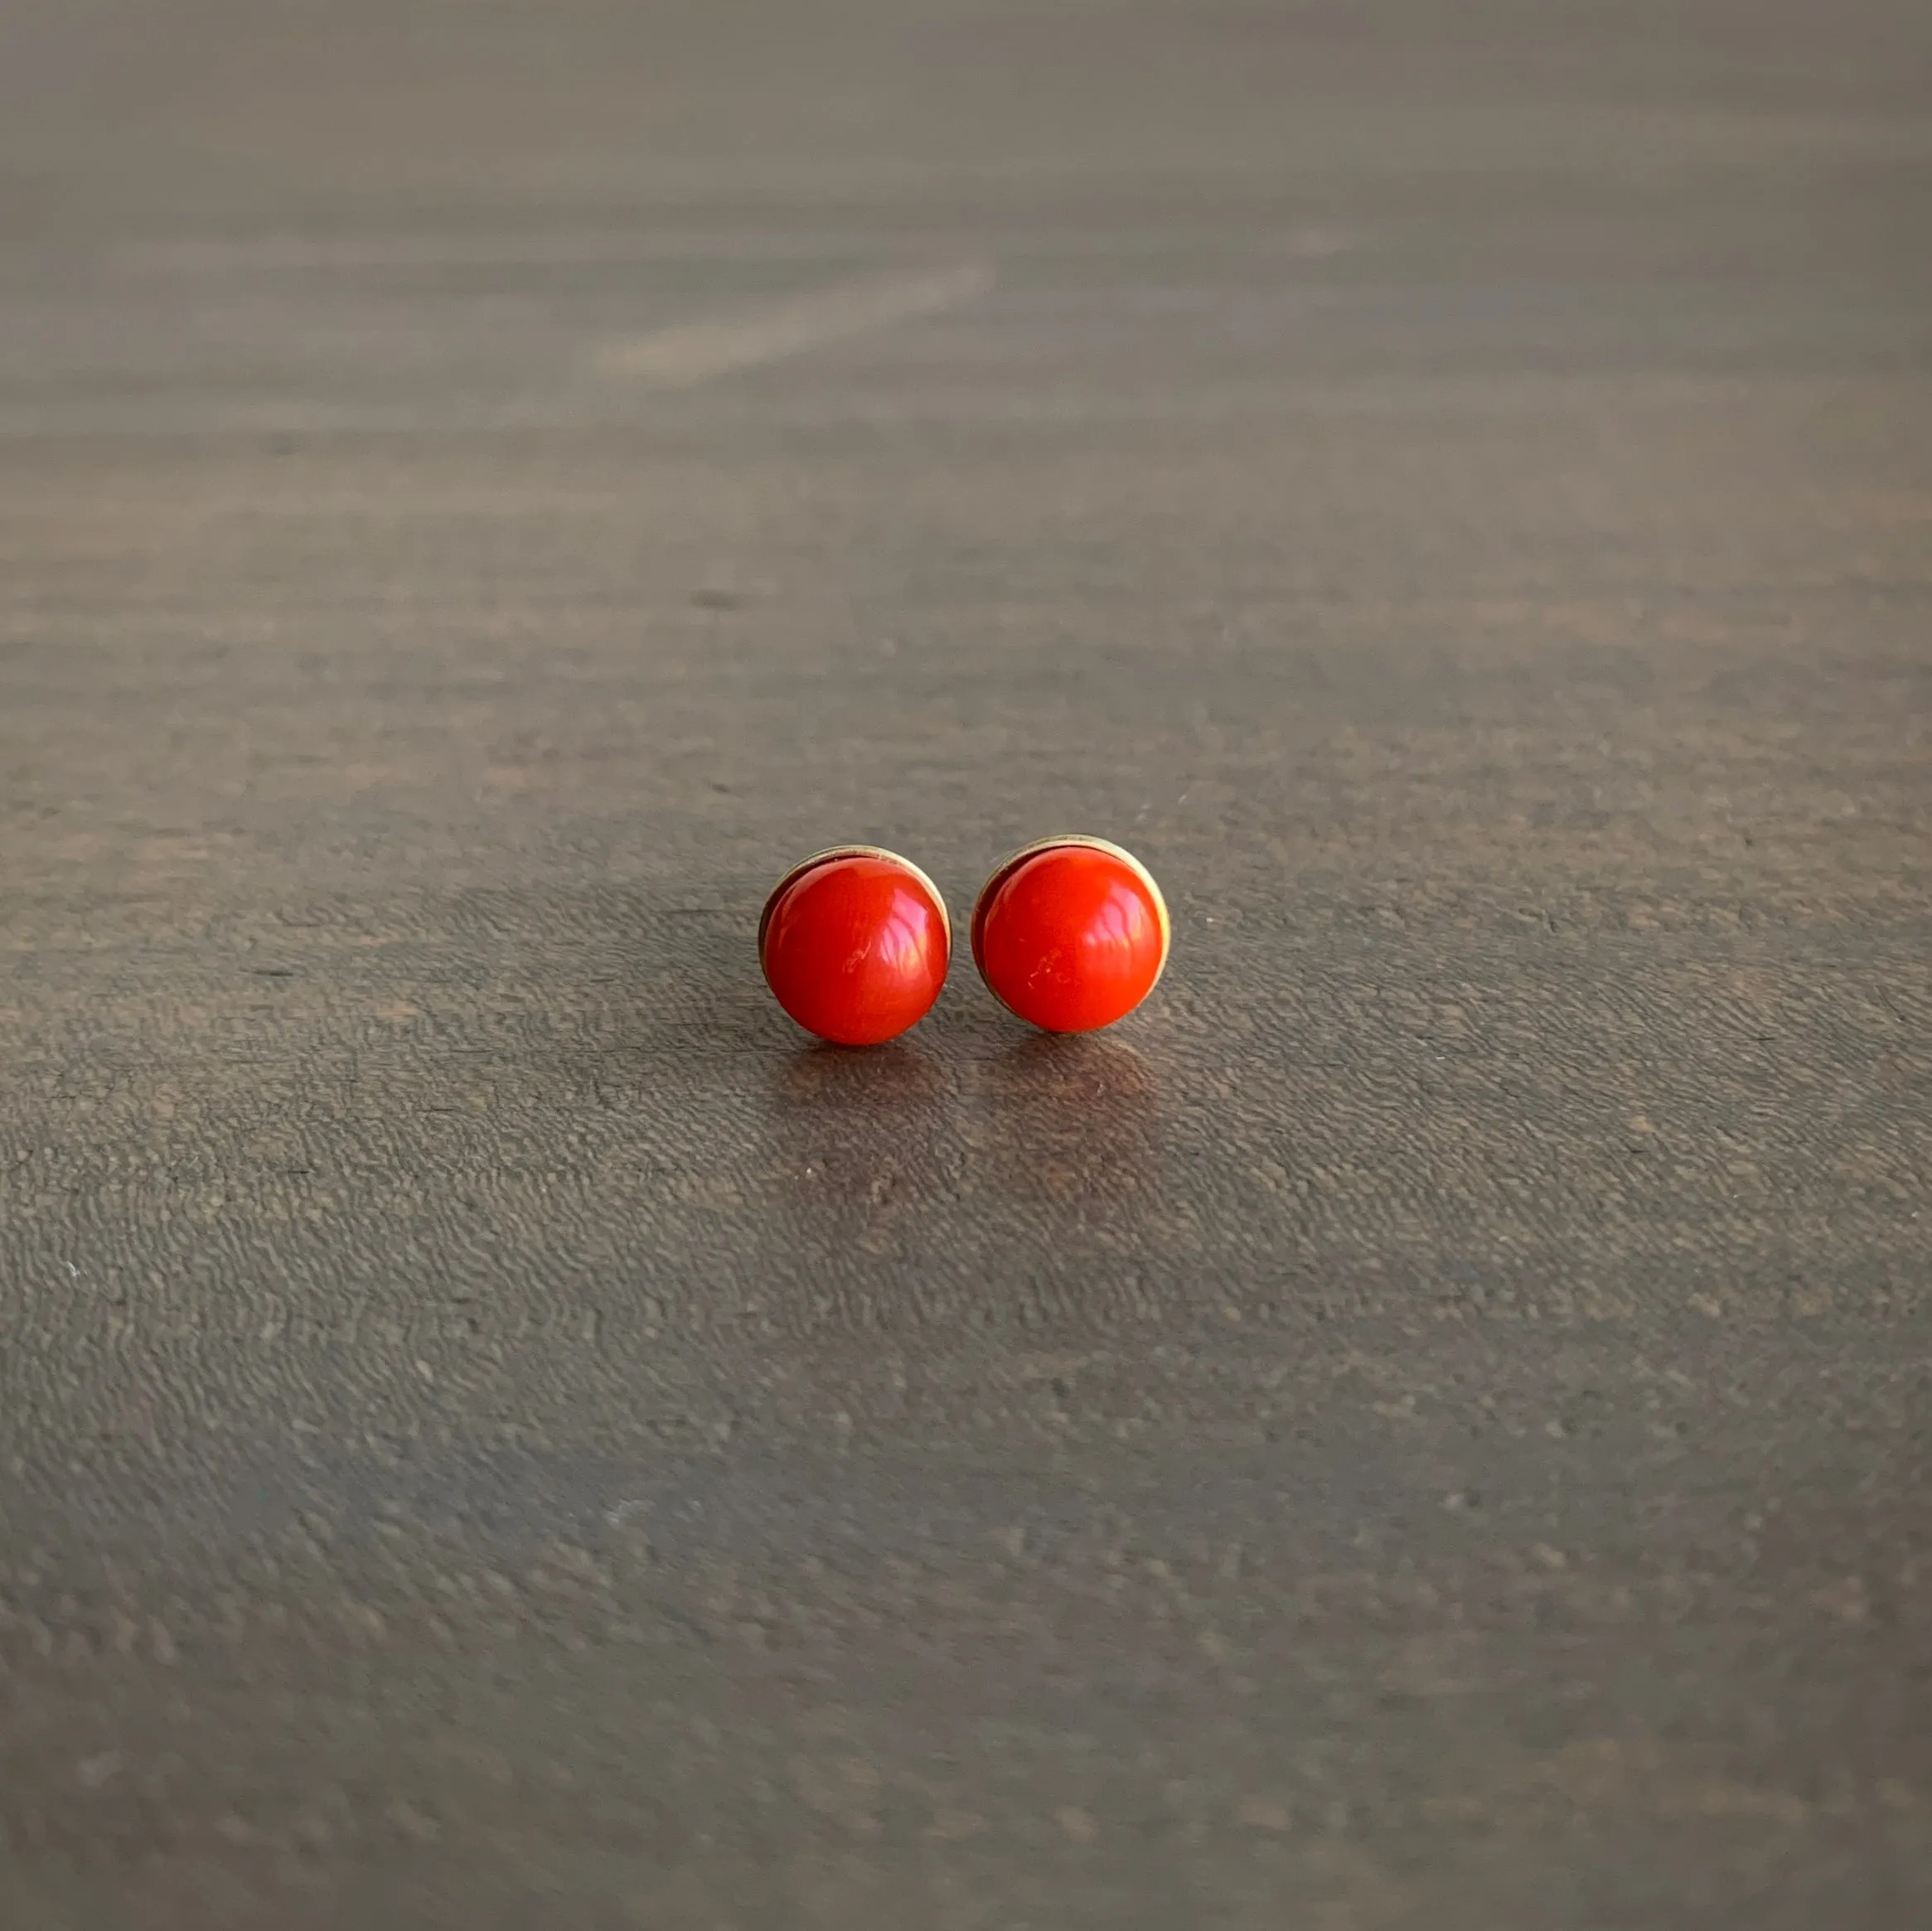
(759, 848, 950, 1046)
(971, 838, 1169, 1033)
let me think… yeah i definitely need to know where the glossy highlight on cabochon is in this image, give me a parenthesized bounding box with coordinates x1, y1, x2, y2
(759, 846, 951, 1046)
(971, 836, 1169, 1033)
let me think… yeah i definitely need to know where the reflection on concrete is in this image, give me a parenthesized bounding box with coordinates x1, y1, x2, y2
(772, 1041, 953, 1207)
(980, 1033, 1162, 1202)
(767, 1034, 1164, 1212)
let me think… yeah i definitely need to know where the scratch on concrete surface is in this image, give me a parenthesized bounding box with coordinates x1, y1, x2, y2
(593, 263, 995, 388)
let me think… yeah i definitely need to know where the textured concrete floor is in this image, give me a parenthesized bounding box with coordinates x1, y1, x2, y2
(3, 2, 1931, 1925)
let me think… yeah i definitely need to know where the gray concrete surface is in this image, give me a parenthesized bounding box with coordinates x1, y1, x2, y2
(3, 2, 1930, 1925)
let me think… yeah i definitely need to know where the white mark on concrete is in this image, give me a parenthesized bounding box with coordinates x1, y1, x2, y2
(593, 262, 994, 390)
(126, 232, 898, 273)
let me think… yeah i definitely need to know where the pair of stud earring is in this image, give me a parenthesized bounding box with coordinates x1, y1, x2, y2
(759, 836, 1169, 1046)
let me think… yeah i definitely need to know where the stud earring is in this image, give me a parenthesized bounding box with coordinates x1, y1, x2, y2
(971, 836, 1169, 1033)
(759, 845, 951, 1045)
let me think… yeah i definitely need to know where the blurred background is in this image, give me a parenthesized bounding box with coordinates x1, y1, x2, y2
(2, 3, 1930, 1927)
